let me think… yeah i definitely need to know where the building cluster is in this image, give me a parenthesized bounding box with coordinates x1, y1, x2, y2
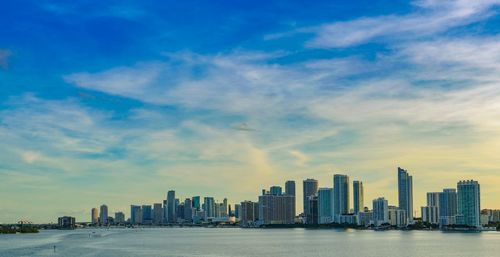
(75, 167, 492, 230)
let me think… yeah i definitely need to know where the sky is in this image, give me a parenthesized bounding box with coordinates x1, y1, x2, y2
(1, 0, 500, 224)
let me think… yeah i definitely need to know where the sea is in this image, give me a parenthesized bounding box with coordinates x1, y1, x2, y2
(0, 227, 498, 257)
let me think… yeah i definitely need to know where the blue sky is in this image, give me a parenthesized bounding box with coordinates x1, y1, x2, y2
(1, 0, 500, 223)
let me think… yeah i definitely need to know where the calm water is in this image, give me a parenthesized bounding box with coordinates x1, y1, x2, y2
(0, 228, 498, 257)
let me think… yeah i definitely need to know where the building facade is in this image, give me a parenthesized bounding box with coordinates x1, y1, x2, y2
(397, 167, 413, 223)
(303, 179, 318, 224)
(353, 180, 364, 215)
(457, 180, 481, 228)
(318, 188, 333, 224)
(333, 174, 350, 222)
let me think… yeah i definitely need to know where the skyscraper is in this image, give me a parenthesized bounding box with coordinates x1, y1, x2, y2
(303, 179, 318, 224)
(270, 186, 282, 196)
(166, 190, 176, 223)
(307, 196, 318, 225)
(397, 167, 413, 222)
(353, 180, 364, 214)
(457, 180, 481, 228)
(333, 174, 350, 222)
(222, 198, 228, 217)
(285, 180, 296, 218)
(439, 189, 457, 226)
(99, 204, 108, 225)
(422, 192, 440, 224)
(142, 205, 152, 224)
(372, 197, 388, 226)
(192, 196, 201, 210)
(318, 188, 333, 224)
(204, 197, 215, 220)
(130, 205, 141, 225)
(258, 191, 295, 225)
(91, 208, 98, 224)
(240, 201, 259, 227)
(184, 198, 193, 222)
(153, 203, 163, 225)
(114, 212, 125, 224)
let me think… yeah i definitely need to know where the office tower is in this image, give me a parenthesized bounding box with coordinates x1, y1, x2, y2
(222, 198, 228, 217)
(163, 199, 167, 222)
(285, 180, 296, 218)
(457, 180, 481, 228)
(58, 216, 76, 230)
(240, 201, 259, 226)
(285, 180, 296, 196)
(114, 212, 125, 224)
(353, 180, 364, 214)
(427, 192, 440, 207)
(270, 186, 282, 196)
(91, 208, 98, 224)
(204, 197, 215, 220)
(318, 188, 333, 224)
(142, 205, 152, 224)
(398, 167, 413, 222)
(258, 190, 295, 225)
(421, 206, 439, 224)
(153, 203, 163, 225)
(389, 205, 408, 227)
(372, 197, 389, 226)
(130, 205, 142, 225)
(303, 179, 318, 223)
(235, 204, 241, 219)
(166, 190, 176, 223)
(307, 196, 318, 225)
(333, 174, 350, 222)
(177, 203, 185, 220)
(439, 189, 457, 226)
(99, 204, 108, 225)
(184, 198, 193, 222)
(228, 204, 233, 217)
(192, 196, 201, 210)
(388, 205, 398, 226)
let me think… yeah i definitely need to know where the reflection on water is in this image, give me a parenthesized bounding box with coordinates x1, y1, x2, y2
(0, 228, 498, 257)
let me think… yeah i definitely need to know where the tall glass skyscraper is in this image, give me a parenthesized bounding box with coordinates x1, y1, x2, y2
(333, 174, 350, 221)
(192, 196, 201, 210)
(457, 180, 481, 228)
(439, 188, 457, 226)
(204, 197, 215, 220)
(167, 190, 176, 223)
(397, 167, 413, 222)
(353, 180, 364, 214)
(303, 179, 318, 224)
(99, 204, 108, 225)
(318, 188, 333, 224)
(285, 180, 295, 196)
(372, 197, 388, 226)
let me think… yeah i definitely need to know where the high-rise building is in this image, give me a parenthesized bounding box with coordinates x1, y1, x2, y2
(439, 188, 457, 226)
(91, 208, 98, 224)
(372, 197, 388, 226)
(397, 167, 413, 223)
(270, 186, 282, 196)
(192, 196, 201, 210)
(99, 204, 108, 225)
(285, 180, 296, 196)
(353, 180, 364, 214)
(58, 216, 76, 230)
(307, 196, 318, 225)
(427, 192, 440, 207)
(204, 197, 215, 220)
(318, 188, 333, 224)
(153, 203, 163, 225)
(421, 206, 439, 224)
(142, 205, 152, 224)
(457, 180, 481, 228)
(235, 204, 241, 219)
(333, 174, 350, 222)
(303, 179, 318, 224)
(114, 212, 125, 224)
(240, 201, 259, 226)
(184, 198, 193, 222)
(222, 198, 228, 217)
(130, 205, 142, 225)
(259, 190, 295, 225)
(166, 190, 176, 223)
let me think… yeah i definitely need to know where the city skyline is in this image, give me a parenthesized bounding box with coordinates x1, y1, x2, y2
(2, 1, 500, 224)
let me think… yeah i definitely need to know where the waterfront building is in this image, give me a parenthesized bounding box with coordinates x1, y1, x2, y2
(285, 180, 296, 218)
(142, 205, 152, 224)
(204, 197, 215, 220)
(130, 205, 142, 225)
(372, 197, 389, 226)
(439, 189, 457, 226)
(353, 180, 364, 215)
(333, 174, 350, 222)
(58, 216, 76, 230)
(388, 206, 398, 226)
(91, 208, 98, 224)
(318, 187, 333, 224)
(223, 198, 228, 217)
(357, 211, 373, 227)
(240, 200, 259, 226)
(99, 204, 108, 225)
(457, 180, 481, 228)
(303, 179, 318, 223)
(166, 190, 176, 223)
(421, 206, 439, 224)
(114, 212, 125, 224)
(398, 167, 413, 223)
(153, 203, 163, 225)
(235, 204, 241, 219)
(427, 192, 440, 208)
(307, 195, 318, 225)
(258, 190, 295, 225)
(338, 214, 357, 224)
(395, 209, 408, 227)
(184, 199, 193, 222)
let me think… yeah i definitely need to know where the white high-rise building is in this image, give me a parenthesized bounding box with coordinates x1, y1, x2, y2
(421, 206, 439, 224)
